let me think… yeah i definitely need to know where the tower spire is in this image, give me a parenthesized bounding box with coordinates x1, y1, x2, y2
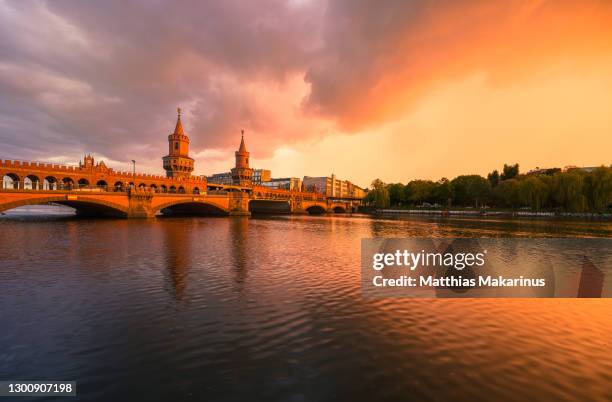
(163, 108, 194, 178)
(238, 129, 247, 153)
(232, 129, 252, 186)
(174, 107, 184, 135)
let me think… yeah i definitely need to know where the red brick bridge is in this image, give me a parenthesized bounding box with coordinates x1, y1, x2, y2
(0, 159, 358, 218)
(0, 110, 361, 218)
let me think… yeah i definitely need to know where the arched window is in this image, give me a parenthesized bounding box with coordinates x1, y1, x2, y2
(62, 177, 74, 190)
(96, 180, 108, 190)
(44, 176, 58, 190)
(2, 173, 20, 189)
(24, 175, 41, 190)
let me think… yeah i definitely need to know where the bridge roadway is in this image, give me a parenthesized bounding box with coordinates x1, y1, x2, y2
(0, 187, 359, 218)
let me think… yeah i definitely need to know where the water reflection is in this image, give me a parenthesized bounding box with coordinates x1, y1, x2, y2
(0, 213, 611, 401)
(229, 217, 249, 293)
(162, 220, 192, 300)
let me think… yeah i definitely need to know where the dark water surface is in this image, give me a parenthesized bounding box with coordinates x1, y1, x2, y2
(1, 212, 611, 402)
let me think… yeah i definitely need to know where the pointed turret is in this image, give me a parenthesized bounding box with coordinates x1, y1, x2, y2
(238, 130, 247, 153)
(231, 129, 253, 186)
(162, 107, 194, 178)
(173, 108, 185, 136)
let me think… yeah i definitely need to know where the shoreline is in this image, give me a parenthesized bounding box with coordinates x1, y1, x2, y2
(373, 208, 612, 220)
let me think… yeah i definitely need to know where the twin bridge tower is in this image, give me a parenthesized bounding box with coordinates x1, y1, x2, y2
(0, 110, 359, 218)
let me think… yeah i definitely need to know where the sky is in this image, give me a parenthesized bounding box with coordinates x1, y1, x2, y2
(1, 0, 611, 187)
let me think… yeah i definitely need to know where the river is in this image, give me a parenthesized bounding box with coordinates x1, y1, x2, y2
(1, 209, 611, 401)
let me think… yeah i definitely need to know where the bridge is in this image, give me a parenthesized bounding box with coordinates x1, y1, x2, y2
(0, 159, 359, 218)
(0, 110, 362, 218)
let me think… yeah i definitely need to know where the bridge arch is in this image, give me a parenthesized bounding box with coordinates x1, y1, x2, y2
(306, 205, 327, 215)
(332, 206, 347, 213)
(0, 195, 128, 217)
(153, 199, 229, 216)
(249, 199, 290, 214)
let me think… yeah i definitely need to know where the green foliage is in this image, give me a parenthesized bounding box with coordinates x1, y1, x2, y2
(518, 176, 549, 211)
(405, 180, 436, 205)
(387, 183, 405, 206)
(432, 178, 452, 206)
(450, 175, 491, 207)
(369, 178, 390, 208)
(380, 166, 612, 212)
(501, 163, 519, 180)
(487, 169, 499, 187)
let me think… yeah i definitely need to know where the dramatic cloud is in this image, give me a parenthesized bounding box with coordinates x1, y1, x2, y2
(0, 0, 325, 167)
(303, 0, 612, 130)
(0, 0, 611, 182)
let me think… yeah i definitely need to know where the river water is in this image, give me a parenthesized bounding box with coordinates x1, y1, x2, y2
(1, 210, 611, 401)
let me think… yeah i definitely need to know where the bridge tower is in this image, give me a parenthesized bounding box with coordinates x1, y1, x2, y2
(231, 130, 253, 186)
(163, 108, 194, 178)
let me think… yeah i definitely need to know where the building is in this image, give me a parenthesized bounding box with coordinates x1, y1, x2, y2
(563, 165, 599, 173)
(349, 183, 365, 199)
(302, 174, 364, 198)
(253, 169, 271, 184)
(261, 177, 302, 191)
(206, 171, 233, 185)
(231, 130, 253, 186)
(162, 108, 194, 178)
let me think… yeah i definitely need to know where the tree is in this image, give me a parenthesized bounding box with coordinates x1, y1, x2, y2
(551, 171, 586, 212)
(432, 178, 452, 206)
(518, 176, 549, 211)
(487, 170, 500, 187)
(450, 175, 491, 207)
(582, 167, 612, 211)
(370, 179, 390, 208)
(501, 163, 519, 181)
(387, 183, 405, 206)
(405, 180, 436, 205)
(492, 178, 520, 208)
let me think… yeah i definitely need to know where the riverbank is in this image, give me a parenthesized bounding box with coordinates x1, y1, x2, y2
(372, 208, 612, 219)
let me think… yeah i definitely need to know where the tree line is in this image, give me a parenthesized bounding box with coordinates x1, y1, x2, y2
(364, 164, 612, 213)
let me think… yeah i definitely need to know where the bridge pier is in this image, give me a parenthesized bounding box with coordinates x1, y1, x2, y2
(228, 192, 251, 216)
(127, 190, 155, 218)
(229, 210, 251, 216)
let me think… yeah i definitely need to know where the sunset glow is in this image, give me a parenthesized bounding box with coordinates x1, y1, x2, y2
(1, 0, 611, 186)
